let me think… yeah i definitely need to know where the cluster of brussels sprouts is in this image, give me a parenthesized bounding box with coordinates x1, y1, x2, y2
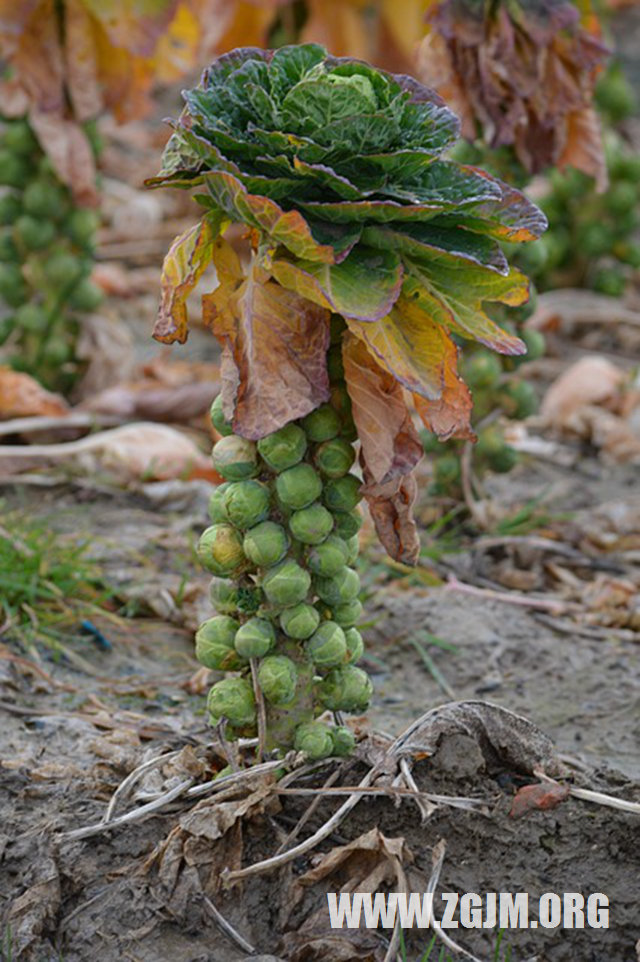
(516, 67, 640, 297)
(423, 327, 546, 496)
(195, 338, 370, 759)
(0, 116, 103, 392)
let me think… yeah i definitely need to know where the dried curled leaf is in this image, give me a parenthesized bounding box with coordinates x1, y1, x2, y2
(361, 470, 421, 566)
(343, 332, 423, 486)
(153, 215, 222, 344)
(420, 0, 609, 183)
(204, 241, 331, 439)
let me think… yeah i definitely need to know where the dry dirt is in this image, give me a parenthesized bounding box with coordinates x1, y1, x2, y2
(1, 453, 638, 962)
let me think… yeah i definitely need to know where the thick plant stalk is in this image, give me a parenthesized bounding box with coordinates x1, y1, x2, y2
(196, 324, 369, 758)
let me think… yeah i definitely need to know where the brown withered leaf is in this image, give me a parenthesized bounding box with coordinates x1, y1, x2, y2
(360, 468, 420, 566)
(153, 216, 220, 345)
(281, 827, 413, 962)
(412, 369, 475, 442)
(64, 0, 103, 123)
(203, 241, 331, 439)
(296, 826, 413, 892)
(421, 0, 608, 179)
(29, 109, 98, 207)
(0, 367, 69, 419)
(343, 332, 423, 485)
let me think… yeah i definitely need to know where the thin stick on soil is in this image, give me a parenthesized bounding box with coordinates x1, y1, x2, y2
(250, 657, 267, 763)
(274, 761, 347, 855)
(104, 749, 182, 821)
(202, 895, 256, 955)
(427, 840, 483, 962)
(224, 766, 378, 883)
(445, 573, 581, 614)
(568, 786, 640, 816)
(63, 777, 195, 841)
(399, 757, 437, 821)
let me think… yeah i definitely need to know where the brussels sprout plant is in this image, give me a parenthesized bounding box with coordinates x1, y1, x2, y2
(0, 116, 103, 393)
(149, 44, 545, 759)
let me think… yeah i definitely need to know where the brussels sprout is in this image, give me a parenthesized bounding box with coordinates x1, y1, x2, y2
(488, 444, 518, 474)
(65, 207, 99, 247)
(289, 502, 334, 545)
(294, 721, 334, 759)
(275, 463, 322, 510)
(208, 482, 232, 523)
(0, 192, 21, 226)
(344, 535, 359, 566)
(315, 566, 360, 606)
(332, 509, 363, 540)
(323, 474, 362, 512)
(279, 602, 320, 639)
(224, 480, 270, 529)
(243, 520, 289, 567)
(521, 328, 546, 362)
(43, 251, 83, 287)
(207, 677, 256, 727)
(197, 523, 246, 576)
(23, 180, 68, 220)
(476, 425, 507, 460)
(210, 394, 233, 436)
(257, 654, 298, 705)
(331, 725, 356, 756)
(498, 380, 537, 420)
(234, 617, 276, 658)
(209, 577, 241, 614)
(332, 599, 363, 628)
(14, 304, 47, 333)
(462, 353, 502, 391)
(68, 278, 104, 312)
(0, 228, 18, 262)
(0, 149, 27, 188)
(314, 437, 356, 478)
(0, 263, 26, 307)
(195, 616, 244, 670)
(301, 403, 341, 442)
(257, 423, 307, 471)
(344, 627, 364, 664)
(212, 435, 259, 480)
(306, 621, 347, 668)
(15, 215, 55, 251)
(317, 665, 373, 712)
(262, 559, 311, 607)
(2, 121, 38, 156)
(307, 534, 349, 576)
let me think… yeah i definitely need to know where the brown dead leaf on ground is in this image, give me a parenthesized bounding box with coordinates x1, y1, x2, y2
(539, 356, 640, 461)
(71, 313, 136, 403)
(280, 828, 413, 962)
(0, 367, 69, 419)
(0, 422, 219, 481)
(142, 776, 277, 913)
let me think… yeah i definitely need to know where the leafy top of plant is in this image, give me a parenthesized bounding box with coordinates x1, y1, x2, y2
(148, 44, 546, 564)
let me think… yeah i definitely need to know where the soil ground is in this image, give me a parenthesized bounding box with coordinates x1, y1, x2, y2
(1, 448, 638, 962)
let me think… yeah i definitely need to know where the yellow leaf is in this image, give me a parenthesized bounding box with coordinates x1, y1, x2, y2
(345, 293, 460, 401)
(153, 216, 221, 345)
(153, 2, 201, 83)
